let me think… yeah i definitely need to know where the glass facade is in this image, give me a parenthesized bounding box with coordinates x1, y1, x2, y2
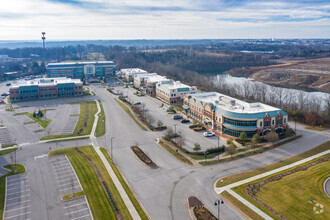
(223, 117, 257, 127)
(223, 127, 256, 138)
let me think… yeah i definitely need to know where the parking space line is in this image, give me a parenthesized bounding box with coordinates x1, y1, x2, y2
(7, 189, 30, 196)
(51, 163, 70, 169)
(3, 211, 31, 219)
(7, 181, 29, 187)
(56, 173, 75, 179)
(6, 178, 28, 184)
(7, 194, 30, 201)
(5, 205, 31, 212)
(58, 180, 78, 187)
(69, 214, 91, 220)
(64, 202, 87, 209)
(6, 199, 30, 207)
(6, 175, 27, 181)
(56, 177, 76, 184)
(64, 208, 89, 215)
(53, 166, 71, 172)
(60, 186, 81, 191)
(6, 185, 28, 192)
(55, 170, 74, 176)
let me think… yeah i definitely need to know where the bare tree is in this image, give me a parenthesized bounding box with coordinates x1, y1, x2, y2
(265, 131, 279, 147)
(226, 143, 236, 159)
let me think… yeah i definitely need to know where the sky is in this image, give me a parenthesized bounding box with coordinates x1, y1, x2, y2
(0, 0, 329, 40)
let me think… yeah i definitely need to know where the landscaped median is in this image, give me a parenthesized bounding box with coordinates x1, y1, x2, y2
(40, 101, 97, 141)
(114, 98, 148, 131)
(95, 100, 106, 137)
(14, 109, 52, 129)
(131, 146, 158, 168)
(48, 146, 133, 220)
(100, 147, 149, 220)
(0, 164, 26, 219)
(215, 141, 330, 220)
(0, 147, 18, 156)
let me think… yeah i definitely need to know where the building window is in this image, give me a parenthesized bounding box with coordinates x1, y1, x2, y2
(260, 121, 262, 127)
(264, 121, 270, 127)
(223, 118, 257, 127)
(284, 118, 286, 123)
(272, 120, 274, 125)
(276, 119, 282, 125)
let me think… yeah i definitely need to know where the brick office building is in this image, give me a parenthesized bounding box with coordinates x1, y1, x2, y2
(183, 92, 288, 138)
(9, 78, 83, 102)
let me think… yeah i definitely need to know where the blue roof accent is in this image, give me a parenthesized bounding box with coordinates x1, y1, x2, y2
(214, 106, 287, 120)
(222, 123, 257, 130)
(47, 61, 115, 68)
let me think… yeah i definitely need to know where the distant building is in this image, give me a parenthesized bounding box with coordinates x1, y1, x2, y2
(46, 61, 116, 79)
(156, 80, 197, 105)
(0, 55, 9, 60)
(119, 68, 148, 82)
(134, 73, 169, 96)
(183, 92, 288, 138)
(9, 77, 83, 102)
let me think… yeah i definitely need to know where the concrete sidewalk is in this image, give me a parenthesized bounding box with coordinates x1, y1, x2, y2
(215, 149, 330, 219)
(90, 100, 141, 220)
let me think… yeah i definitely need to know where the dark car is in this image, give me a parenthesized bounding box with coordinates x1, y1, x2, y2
(5, 83, 11, 86)
(1, 93, 9, 96)
(172, 115, 182, 120)
(180, 119, 190, 123)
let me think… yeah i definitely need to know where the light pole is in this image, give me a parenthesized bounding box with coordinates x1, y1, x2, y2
(204, 151, 208, 164)
(294, 117, 297, 137)
(217, 135, 220, 162)
(173, 124, 178, 143)
(110, 137, 114, 163)
(214, 199, 224, 220)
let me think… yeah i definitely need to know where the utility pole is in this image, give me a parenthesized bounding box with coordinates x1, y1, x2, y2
(111, 137, 115, 163)
(173, 124, 177, 143)
(41, 32, 46, 77)
(217, 135, 220, 162)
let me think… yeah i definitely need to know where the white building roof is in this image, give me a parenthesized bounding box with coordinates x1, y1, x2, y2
(189, 92, 280, 114)
(120, 68, 147, 76)
(158, 80, 194, 91)
(10, 77, 82, 89)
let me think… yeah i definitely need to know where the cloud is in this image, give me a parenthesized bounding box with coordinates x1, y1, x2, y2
(0, 0, 329, 40)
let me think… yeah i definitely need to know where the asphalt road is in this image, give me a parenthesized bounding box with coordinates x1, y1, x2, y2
(325, 177, 330, 198)
(0, 84, 328, 220)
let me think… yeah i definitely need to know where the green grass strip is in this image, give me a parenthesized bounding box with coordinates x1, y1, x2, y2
(0, 148, 18, 156)
(25, 110, 51, 129)
(216, 141, 330, 187)
(159, 140, 192, 165)
(95, 100, 106, 137)
(0, 164, 26, 219)
(100, 147, 149, 220)
(114, 98, 147, 131)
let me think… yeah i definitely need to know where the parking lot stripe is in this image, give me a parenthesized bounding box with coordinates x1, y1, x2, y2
(64, 208, 89, 215)
(51, 164, 70, 169)
(58, 180, 78, 187)
(56, 177, 76, 184)
(7, 181, 29, 187)
(3, 211, 31, 219)
(6, 189, 29, 196)
(53, 166, 71, 172)
(56, 173, 75, 179)
(6, 175, 27, 181)
(7, 194, 30, 201)
(60, 186, 81, 192)
(64, 202, 87, 209)
(55, 170, 74, 176)
(6, 200, 30, 207)
(6, 185, 28, 193)
(6, 178, 28, 184)
(5, 205, 31, 212)
(69, 214, 91, 220)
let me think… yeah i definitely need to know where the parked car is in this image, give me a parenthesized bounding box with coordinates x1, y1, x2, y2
(203, 132, 215, 137)
(172, 115, 182, 120)
(133, 102, 141, 105)
(180, 119, 190, 123)
(5, 83, 11, 86)
(1, 93, 9, 96)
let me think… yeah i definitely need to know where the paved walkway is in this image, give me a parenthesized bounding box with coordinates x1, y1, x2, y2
(90, 100, 141, 220)
(215, 149, 330, 219)
(324, 177, 330, 198)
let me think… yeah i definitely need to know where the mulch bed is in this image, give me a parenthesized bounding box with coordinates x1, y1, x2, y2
(131, 146, 158, 168)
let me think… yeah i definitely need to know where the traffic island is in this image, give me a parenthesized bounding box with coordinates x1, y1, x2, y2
(187, 196, 217, 220)
(131, 146, 158, 168)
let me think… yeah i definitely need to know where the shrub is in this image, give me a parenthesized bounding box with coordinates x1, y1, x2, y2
(193, 143, 201, 152)
(205, 146, 225, 154)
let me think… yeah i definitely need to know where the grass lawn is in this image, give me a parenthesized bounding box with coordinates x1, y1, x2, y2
(41, 101, 97, 140)
(49, 146, 132, 220)
(159, 140, 192, 165)
(0, 148, 18, 156)
(114, 98, 147, 131)
(0, 164, 26, 218)
(216, 141, 330, 187)
(305, 126, 327, 131)
(221, 191, 264, 220)
(1, 144, 16, 149)
(253, 158, 329, 220)
(95, 100, 106, 137)
(62, 191, 85, 200)
(100, 147, 149, 220)
(188, 152, 220, 160)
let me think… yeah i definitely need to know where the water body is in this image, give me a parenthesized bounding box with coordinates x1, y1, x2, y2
(215, 74, 328, 109)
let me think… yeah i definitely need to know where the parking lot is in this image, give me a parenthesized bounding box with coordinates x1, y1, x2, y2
(49, 155, 93, 220)
(3, 173, 31, 220)
(114, 86, 226, 151)
(0, 127, 15, 146)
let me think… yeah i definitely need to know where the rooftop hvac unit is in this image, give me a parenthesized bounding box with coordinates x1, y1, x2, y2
(231, 100, 236, 106)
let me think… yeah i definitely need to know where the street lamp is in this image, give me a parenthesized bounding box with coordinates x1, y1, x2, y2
(214, 199, 224, 220)
(110, 137, 115, 163)
(173, 124, 178, 143)
(217, 135, 220, 162)
(204, 151, 208, 164)
(294, 117, 297, 137)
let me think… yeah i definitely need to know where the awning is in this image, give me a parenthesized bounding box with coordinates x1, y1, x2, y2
(182, 105, 190, 110)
